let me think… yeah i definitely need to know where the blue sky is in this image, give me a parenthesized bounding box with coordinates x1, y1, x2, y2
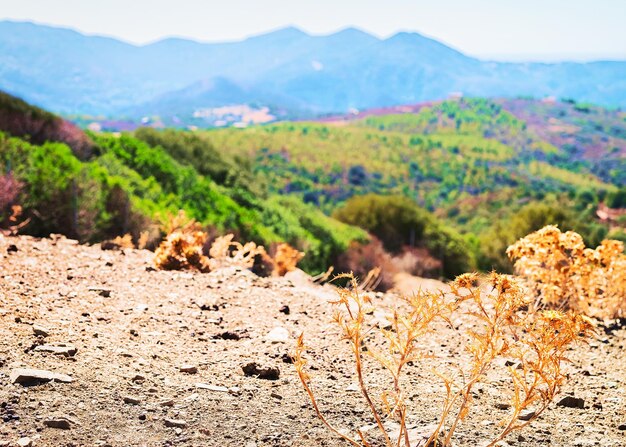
(1, 0, 625, 61)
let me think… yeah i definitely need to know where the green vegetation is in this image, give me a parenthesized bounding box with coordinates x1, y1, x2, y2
(2, 93, 624, 280)
(333, 194, 472, 277)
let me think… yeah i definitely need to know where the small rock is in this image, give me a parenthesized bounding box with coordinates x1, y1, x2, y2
(270, 392, 283, 400)
(164, 418, 187, 428)
(7, 244, 18, 253)
(10, 368, 73, 386)
(196, 383, 229, 392)
(32, 324, 50, 337)
(242, 362, 280, 380)
(266, 327, 289, 343)
(617, 423, 626, 430)
(518, 410, 535, 421)
(17, 437, 32, 447)
(34, 344, 78, 357)
(495, 402, 511, 410)
(123, 395, 141, 405)
(44, 416, 78, 429)
(557, 396, 585, 409)
(179, 364, 198, 374)
(279, 305, 290, 315)
(131, 374, 145, 382)
(88, 286, 111, 297)
(159, 399, 175, 407)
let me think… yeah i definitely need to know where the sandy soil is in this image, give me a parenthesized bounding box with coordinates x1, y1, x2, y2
(0, 235, 624, 447)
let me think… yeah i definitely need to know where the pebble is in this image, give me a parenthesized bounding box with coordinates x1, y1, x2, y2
(345, 383, 359, 392)
(279, 305, 290, 315)
(44, 415, 78, 429)
(242, 362, 280, 380)
(32, 324, 50, 337)
(159, 399, 175, 407)
(123, 395, 141, 405)
(557, 396, 585, 409)
(164, 418, 187, 428)
(265, 327, 289, 343)
(179, 364, 198, 374)
(495, 402, 511, 410)
(10, 368, 73, 386)
(17, 438, 32, 447)
(518, 410, 535, 421)
(618, 423, 626, 430)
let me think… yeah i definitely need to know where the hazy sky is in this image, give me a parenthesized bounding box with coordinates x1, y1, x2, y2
(1, 0, 625, 61)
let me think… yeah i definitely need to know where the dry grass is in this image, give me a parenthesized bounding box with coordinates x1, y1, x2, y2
(294, 272, 594, 447)
(507, 225, 626, 319)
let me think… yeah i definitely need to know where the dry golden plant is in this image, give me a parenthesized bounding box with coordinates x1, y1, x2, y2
(1, 205, 30, 236)
(137, 231, 150, 250)
(294, 272, 593, 447)
(208, 233, 266, 270)
(273, 242, 304, 276)
(154, 212, 211, 272)
(112, 233, 135, 249)
(507, 225, 626, 319)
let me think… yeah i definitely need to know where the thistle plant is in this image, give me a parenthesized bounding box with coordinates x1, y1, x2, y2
(507, 225, 626, 318)
(294, 272, 593, 447)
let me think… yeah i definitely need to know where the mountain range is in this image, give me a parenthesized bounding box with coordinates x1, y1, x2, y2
(1, 20, 625, 118)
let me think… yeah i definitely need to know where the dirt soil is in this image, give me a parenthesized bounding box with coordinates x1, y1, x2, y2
(0, 235, 625, 447)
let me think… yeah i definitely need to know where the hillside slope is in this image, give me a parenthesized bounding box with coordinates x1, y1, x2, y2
(1, 21, 625, 117)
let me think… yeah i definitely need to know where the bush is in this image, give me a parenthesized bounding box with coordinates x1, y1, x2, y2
(333, 194, 472, 277)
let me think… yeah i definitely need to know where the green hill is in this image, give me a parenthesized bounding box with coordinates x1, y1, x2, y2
(0, 91, 368, 274)
(193, 97, 626, 270)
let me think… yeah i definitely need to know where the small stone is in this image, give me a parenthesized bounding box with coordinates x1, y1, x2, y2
(32, 325, 50, 337)
(557, 396, 585, 409)
(266, 327, 289, 343)
(123, 395, 141, 405)
(7, 244, 18, 253)
(270, 392, 283, 400)
(44, 416, 78, 429)
(345, 383, 359, 392)
(518, 410, 535, 421)
(17, 437, 32, 447)
(242, 362, 280, 380)
(131, 374, 145, 382)
(196, 383, 229, 392)
(10, 368, 73, 386)
(159, 399, 175, 407)
(279, 305, 290, 315)
(164, 418, 187, 428)
(179, 364, 198, 374)
(88, 286, 111, 297)
(617, 423, 626, 430)
(495, 402, 511, 410)
(34, 344, 78, 357)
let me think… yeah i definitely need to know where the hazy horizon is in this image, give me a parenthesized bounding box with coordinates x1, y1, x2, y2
(1, 0, 625, 62)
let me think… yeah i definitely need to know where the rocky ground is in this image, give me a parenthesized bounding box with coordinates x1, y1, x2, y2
(0, 234, 625, 447)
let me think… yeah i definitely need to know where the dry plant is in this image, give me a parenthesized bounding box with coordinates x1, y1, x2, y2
(208, 233, 266, 270)
(294, 272, 593, 447)
(507, 225, 626, 319)
(273, 242, 305, 276)
(0, 205, 30, 236)
(154, 212, 211, 272)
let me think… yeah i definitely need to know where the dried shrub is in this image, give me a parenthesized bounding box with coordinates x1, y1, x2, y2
(154, 213, 211, 272)
(507, 225, 626, 319)
(111, 234, 135, 249)
(208, 234, 266, 270)
(0, 205, 30, 236)
(294, 273, 593, 447)
(273, 243, 304, 276)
